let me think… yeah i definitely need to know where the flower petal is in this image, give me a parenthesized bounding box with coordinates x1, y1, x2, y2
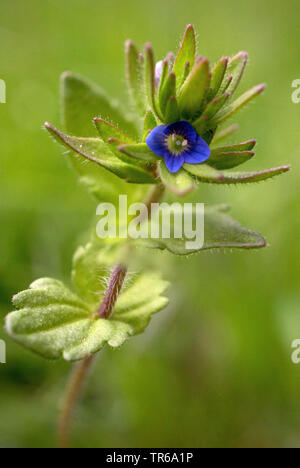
(146, 125, 167, 157)
(184, 135, 211, 164)
(165, 120, 197, 143)
(164, 153, 185, 173)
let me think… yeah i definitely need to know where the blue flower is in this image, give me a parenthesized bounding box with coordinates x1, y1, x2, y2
(146, 120, 211, 173)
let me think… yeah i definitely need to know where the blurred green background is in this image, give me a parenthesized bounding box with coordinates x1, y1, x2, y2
(0, 0, 299, 448)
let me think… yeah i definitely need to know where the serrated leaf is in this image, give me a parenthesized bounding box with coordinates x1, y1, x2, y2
(7, 258, 169, 361)
(211, 84, 265, 125)
(60, 71, 137, 138)
(178, 57, 210, 119)
(63, 320, 133, 361)
(158, 160, 195, 195)
(125, 40, 146, 116)
(72, 242, 126, 307)
(93, 117, 134, 144)
(138, 205, 266, 254)
(173, 24, 196, 90)
(45, 122, 156, 184)
(112, 272, 169, 334)
(184, 163, 290, 184)
(7, 280, 91, 359)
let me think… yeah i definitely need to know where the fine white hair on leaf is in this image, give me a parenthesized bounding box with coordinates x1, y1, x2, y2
(122, 270, 138, 291)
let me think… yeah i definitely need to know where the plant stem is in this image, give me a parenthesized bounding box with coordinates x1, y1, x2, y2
(57, 183, 165, 448)
(98, 264, 127, 318)
(58, 355, 94, 448)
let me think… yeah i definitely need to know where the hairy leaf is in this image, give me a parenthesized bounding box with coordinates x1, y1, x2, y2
(225, 52, 248, 96)
(212, 124, 239, 143)
(207, 151, 254, 170)
(208, 57, 228, 99)
(118, 143, 159, 163)
(165, 95, 181, 124)
(125, 40, 146, 116)
(173, 24, 196, 90)
(93, 117, 134, 144)
(184, 163, 290, 184)
(193, 93, 230, 134)
(45, 122, 156, 184)
(178, 57, 210, 119)
(61, 71, 137, 138)
(158, 160, 195, 195)
(6, 263, 169, 361)
(211, 140, 256, 153)
(159, 72, 176, 116)
(138, 205, 266, 254)
(211, 84, 265, 125)
(144, 43, 159, 118)
(59, 72, 149, 203)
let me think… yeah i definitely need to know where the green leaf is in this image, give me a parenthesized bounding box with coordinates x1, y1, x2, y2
(144, 110, 157, 134)
(112, 272, 169, 334)
(45, 122, 156, 184)
(144, 43, 160, 118)
(138, 205, 266, 255)
(208, 151, 254, 170)
(6, 260, 169, 361)
(158, 160, 195, 195)
(211, 84, 265, 125)
(178, 57, 210, 119)
(193, 93, 230, 134)
(183, 163, 290, 184)
(72, 242, 126, 307)
(208, 57, 228, 99)
(93, 117, 134, 144)
(63, 320, 133, 361)
(60, 72, 148, 204)
(211, 140, 256, 153)
(225, 51, 248, 96)
(173, 24, 196, 90)
(178, 61, 191, 89)
(164, 95, 180, 123)
(208, 140, 256, 169)
(159, 71, 176, 116)
(158, 59, 169, 99)
(60, 71, 137, 139)
(212, 124, 239, 143)
(6, 279, 92, 360)
(118, 143, 159, 163)
(217, 74, 233, 96)
(125, 40, 146, 116)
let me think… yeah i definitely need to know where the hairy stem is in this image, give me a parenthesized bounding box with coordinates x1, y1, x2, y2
(98, 264, 127, 318)
(57, 183, 165, 448)
(58, 355, 94, 448)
